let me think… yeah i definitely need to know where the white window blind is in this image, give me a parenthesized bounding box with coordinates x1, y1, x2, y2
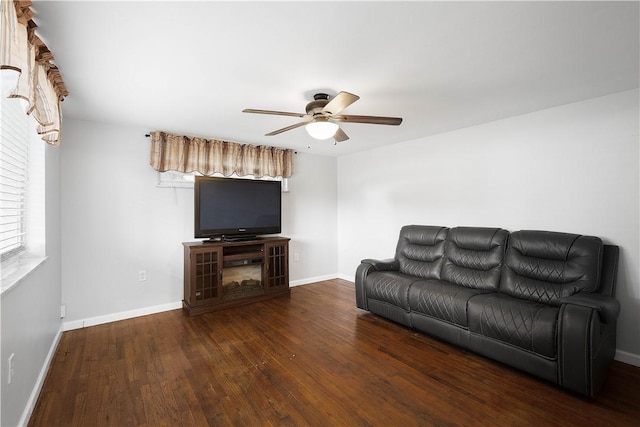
(0, 97, 29, 260)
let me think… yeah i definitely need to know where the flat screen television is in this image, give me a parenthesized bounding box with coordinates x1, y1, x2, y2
(194, 176, 282, 241)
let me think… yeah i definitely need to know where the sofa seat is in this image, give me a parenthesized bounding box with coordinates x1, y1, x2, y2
(365, 271, 421, 326)
(366, 271, 417, 310)
(468, 293, 558, 359)
(409, 280, 487, 327)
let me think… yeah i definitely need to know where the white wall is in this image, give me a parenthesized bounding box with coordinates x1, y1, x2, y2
(60, 120, 338, 324)
(337, 90, 640, 362)
(1, 144, 63, 427)
(284, 153, 338, 284)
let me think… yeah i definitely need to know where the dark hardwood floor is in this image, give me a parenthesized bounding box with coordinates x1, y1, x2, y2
(30, 279, 640, 426)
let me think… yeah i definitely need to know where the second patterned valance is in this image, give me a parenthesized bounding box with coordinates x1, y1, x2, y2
(149, 131, 295, 178)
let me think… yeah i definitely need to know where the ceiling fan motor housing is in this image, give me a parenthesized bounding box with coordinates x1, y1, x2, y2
(306, 93, 331, 116)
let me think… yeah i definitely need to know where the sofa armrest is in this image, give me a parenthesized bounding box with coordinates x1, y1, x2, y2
(355, 258, 398, 310)
(361, 258, 399, 271)
(558, 295, 618, 396)
(559, 293, 620, 324)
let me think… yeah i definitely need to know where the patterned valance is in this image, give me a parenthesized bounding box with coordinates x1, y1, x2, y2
(1, 0, 68, 146)
(149, 131, 295, 178)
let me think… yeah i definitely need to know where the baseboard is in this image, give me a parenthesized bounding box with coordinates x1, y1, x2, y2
(63, 275, 347, 330)
(18, 324, 64, 427)
(336, 273, 355, 283)
(62, 301, 183, 331)
(290, 273, 357, 287)
(290, 274, 340, 287)
(615, 349, 640, 367)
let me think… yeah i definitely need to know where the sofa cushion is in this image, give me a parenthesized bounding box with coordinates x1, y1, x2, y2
(441, 227, 509, 291)
(501, 230, 603, 305)
(468, 293, 558, 358)
(366, 271, 418, 310)
(395, 225, 448, 279)
(409, 280, 487, 327)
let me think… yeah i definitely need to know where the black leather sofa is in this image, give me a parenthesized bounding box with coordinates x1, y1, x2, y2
(355, 225, 620, 397)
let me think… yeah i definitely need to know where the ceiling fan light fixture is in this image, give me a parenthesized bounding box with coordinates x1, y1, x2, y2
(305, 118, 339, 140)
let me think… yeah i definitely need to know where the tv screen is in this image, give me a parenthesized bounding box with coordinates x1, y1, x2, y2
(194, 176, 282, 240)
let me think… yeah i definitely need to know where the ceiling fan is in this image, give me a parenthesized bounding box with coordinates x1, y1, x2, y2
(242, 91, 402, 142)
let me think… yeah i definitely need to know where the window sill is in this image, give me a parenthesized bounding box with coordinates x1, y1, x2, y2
(1, 256, 47, 297)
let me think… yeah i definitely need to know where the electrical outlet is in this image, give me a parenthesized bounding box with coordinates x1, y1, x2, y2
(293, 253, 300, 262)
(138, 270, 147, 282)
(8, 353, 15, 384)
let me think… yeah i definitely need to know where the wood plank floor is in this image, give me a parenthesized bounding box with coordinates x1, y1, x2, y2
(30, 279, 640, 426)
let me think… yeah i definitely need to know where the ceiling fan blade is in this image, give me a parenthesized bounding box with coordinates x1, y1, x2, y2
(334, 114, 403, 126)
(243, 108, 306, 118)
(321, 91, 360, 116)
(265, 121, 308, 136)
(334, 127, 349, 142)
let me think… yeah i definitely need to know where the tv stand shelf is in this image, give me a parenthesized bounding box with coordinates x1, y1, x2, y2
(182, 237, 290, 316)
(223, 251, 264, 262)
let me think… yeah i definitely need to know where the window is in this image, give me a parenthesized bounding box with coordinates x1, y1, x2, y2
(157, 171, 289, 192)
(0, 95, 46, 293)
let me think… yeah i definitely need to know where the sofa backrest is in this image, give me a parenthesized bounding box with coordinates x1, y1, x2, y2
(396, 225, 448, 279)
(441, 227, 509, 291)
(500, 230, 603, 305)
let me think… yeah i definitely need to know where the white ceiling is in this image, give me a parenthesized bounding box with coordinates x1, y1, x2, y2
(32, 1, 639, 157)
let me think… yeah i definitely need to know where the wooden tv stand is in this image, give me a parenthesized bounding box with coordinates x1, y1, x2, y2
(182, 237, 290, 316)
